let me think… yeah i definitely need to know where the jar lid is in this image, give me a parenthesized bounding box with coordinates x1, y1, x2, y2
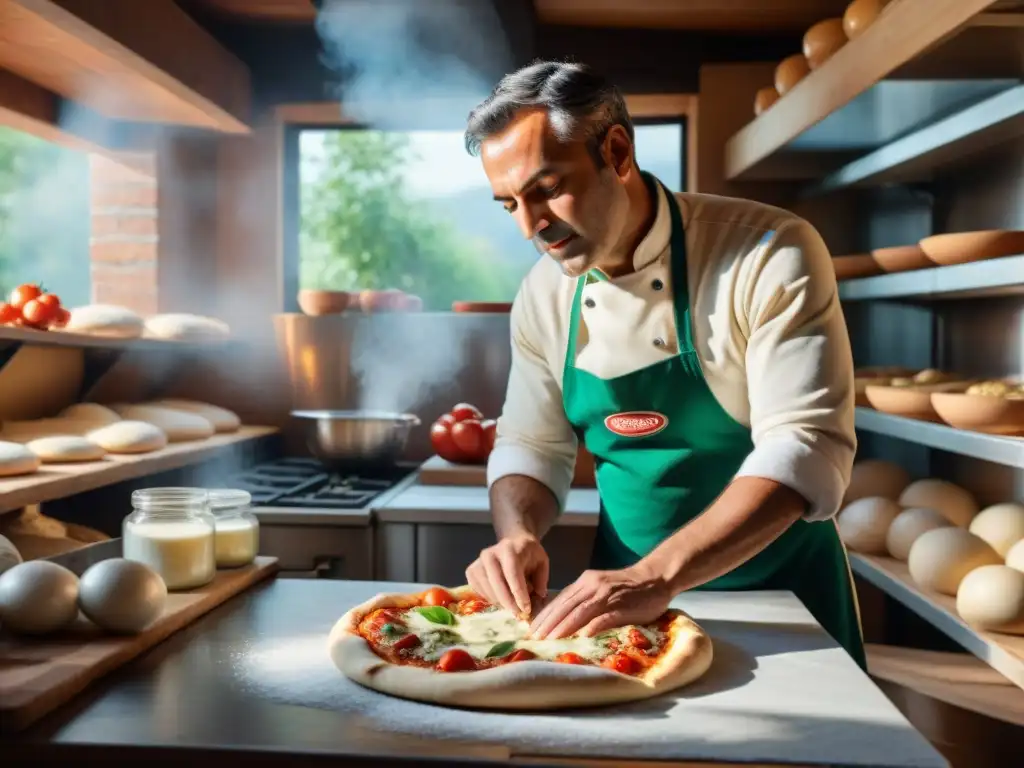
(208, 488, 253, 511)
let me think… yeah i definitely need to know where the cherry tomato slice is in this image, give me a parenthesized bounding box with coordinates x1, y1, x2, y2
(555, 652, 587, 665)
(392, 633, 421, 651)
(422, 587, 455, 607)
(601, 652, 641, 676)
(458, 598, 489, 615)
(450, 403, 483, 422)
(436, 648, 477, 672)
(627, 628, 652, 650)
(504, 649, 536, 663)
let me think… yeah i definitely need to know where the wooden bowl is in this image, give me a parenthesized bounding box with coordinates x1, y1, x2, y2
(931, 392, 1024, 436)
(803, 18, 847, 70)
(833, 254, 882, 280)
(865, 382, 971, 421)
(919, 230, 1024, 267)
(871, 244, 934, 273)
(843, 0, 890, 40)
(754, 86, 780, 116)
(297, 290, 352, 316)
(775, 54, 811, 95)
(452, 302, 513, 313)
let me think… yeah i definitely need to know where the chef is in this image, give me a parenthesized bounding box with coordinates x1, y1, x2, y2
(461, 60, 864, 668)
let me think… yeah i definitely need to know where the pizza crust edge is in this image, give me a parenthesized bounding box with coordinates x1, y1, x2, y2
(327, 585, 714, 710)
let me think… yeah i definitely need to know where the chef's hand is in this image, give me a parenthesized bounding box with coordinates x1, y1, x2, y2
(528, 565, 672, 640)
(466, 534, 550, 618)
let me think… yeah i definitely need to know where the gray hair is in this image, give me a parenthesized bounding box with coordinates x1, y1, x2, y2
(464, 60, 634, 165)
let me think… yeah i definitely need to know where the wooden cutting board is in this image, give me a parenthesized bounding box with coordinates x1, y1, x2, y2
(416, 455, 488, 486)
(0, 555, 279, 733)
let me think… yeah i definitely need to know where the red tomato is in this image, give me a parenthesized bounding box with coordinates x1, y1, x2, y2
(601, 653, 641, 675)
(555, 652, 587, 665)
(451, 419, 485, 461)
(422, 587, 455, 607)
(0, 303, 19, 325)
(505, 649, 536, 663)
(9, 283, 41, 309)
(392, 633, 421, 651)
(450, 403, 483, 422)
(436, 648, 477, 672)
(53, 307, 70, 328)
(36, 293, 61, 309)
(627, 628, 652, 650)
(21, 298, 58, 328)
(430, 419, 464, 462)
(437, 413, 456, 428)
(480, 419, 497, 455)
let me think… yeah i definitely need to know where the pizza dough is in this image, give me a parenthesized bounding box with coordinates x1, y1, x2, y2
(26, 435, 106, 463)
(0, 533, 22, 576)
(837, 497, 901, 554)
(968, 503, 1024, 558)
(0, 441, 41, 477)
(63, 304, 144, 338)
(1006, 538, 1024, 573)
(78, 558, 167, 634)
(329, 586, 714, 710)
(907, 527, 1002, 596)
(899, 479, 978, 527)
(111, 405, 214, 442)
(0, 560, 80, 635)
(60, 402, 121, 427)
(149, 399, 240, 433)
(844, 460, 910, 505)
(144, 313, 230, 341)
(86, 421, 168, 454)
(956, 565, 1024, 634)
(886, 508, 951, 561)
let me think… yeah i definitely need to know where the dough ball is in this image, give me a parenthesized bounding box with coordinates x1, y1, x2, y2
(26, 435, 106, 463)
(0, 533, 23, 576)
(150, 399, 240, 433)
(86, 421, 168, 454)
(908, 527, 1002, 596)
(899, 479, 978, 527)
(969, 503, 1024, 558)
(0, 560, 80, 634)
(0, 440, 41, 477)
(78, 558, 167, 634)
(144, 313, 230, 341)
(844, 460, 910, 505)
(956, 565, 1024, 634)
(64, 304, 144, 338)
(60, 402, 121, 426)
(837, 497, 901, 554)
(1005, 538, 1024, 573)
(112, 405, 214, 442)
(886, 507, 952, 561)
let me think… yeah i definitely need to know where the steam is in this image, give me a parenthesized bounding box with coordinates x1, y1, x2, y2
(314, 0, 514, 416)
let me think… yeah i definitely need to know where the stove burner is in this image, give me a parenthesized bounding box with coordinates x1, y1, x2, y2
(226, 457, 413, 509)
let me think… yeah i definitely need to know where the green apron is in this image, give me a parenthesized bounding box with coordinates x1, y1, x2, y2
(561, 174, 865, 669)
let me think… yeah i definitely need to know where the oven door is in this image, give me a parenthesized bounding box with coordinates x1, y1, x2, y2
(259, 525, 372, 579)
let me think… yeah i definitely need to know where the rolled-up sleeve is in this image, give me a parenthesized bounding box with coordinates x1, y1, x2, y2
(735, 220, 857, 522)
(486, 282, 578, 510)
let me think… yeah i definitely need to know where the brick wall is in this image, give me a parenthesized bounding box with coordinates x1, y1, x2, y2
(88, 153, 159, 315)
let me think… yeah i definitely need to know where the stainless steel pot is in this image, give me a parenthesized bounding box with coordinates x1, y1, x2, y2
(291, 410, 421, 470)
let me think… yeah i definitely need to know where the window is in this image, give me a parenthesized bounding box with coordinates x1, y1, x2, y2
(0, 127, 91, 307)
(287, 118, 686, 311)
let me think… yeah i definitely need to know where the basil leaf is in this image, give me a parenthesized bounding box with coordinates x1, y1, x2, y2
(485, 640, 517, 659)
(414, 606, 456, 625)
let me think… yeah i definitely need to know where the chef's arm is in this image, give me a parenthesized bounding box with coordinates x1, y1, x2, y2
(487, 284, 579, 542)
(638, 219, 856, 592)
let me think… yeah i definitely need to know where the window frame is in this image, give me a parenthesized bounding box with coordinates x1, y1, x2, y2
(278, 95, 696, 312)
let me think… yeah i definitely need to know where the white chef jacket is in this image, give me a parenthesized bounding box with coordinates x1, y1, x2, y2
(486, 181, 856, 523)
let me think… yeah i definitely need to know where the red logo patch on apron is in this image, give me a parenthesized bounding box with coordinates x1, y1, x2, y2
(604, 411, 669, 437)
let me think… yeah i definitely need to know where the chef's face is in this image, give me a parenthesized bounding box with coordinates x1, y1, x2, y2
(480, 109, 634, 277)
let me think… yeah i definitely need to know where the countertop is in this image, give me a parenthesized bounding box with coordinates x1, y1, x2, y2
(376, 485, 600, 525)
(6, 579, 946, 768)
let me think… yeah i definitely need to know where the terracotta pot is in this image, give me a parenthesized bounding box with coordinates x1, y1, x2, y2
(358, 289, 407, 313)
(297, 289, 352, 316)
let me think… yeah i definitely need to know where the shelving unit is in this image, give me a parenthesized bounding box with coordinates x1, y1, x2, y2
(838, 254, 1024, 301)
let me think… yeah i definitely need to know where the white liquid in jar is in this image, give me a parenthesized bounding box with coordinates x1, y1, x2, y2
(123, 520, 215, 590)
(215, 518, 259, 568)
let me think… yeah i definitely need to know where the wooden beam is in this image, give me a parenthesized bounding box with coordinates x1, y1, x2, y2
(0, 0, 250, 134)
(724, 0, 1002, 180)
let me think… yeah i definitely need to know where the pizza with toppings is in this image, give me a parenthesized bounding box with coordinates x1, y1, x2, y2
(328, 585, 713, 709)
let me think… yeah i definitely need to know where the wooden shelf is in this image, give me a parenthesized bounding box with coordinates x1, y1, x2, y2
(724, 0, 1000, 180)
(0, 0, 250, 134)
(0, 426, 278, 514)
(839, 254, 1024, 301)
(851, 553, 1024, 691)
(0, 326, 243, 353)
(855, 407, 1024, 468)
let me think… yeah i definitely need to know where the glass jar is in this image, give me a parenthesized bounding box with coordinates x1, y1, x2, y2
(208, 489, 259, 568)
(123, 487, 216, 591)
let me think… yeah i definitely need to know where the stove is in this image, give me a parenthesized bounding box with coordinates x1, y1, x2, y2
(226, 457, 416, 510)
